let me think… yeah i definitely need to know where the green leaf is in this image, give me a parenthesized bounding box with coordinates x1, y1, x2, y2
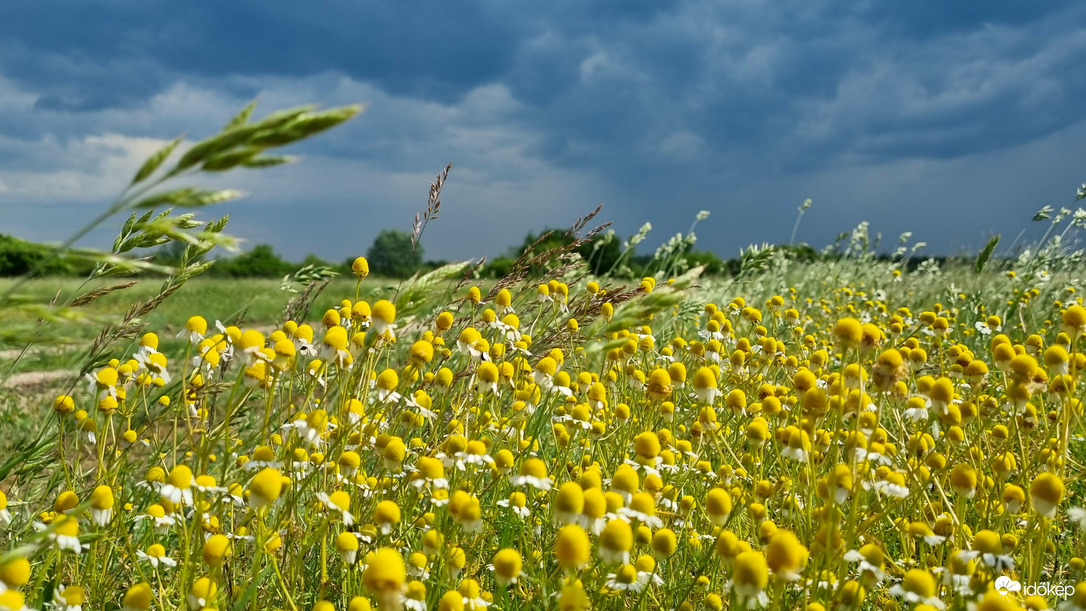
(202, 147, 264, 172)
(224, 98, 258, 130)
(248, 105, 363, 147)
(129, 187, 200, 210)
(132, 188, 243, 209)
(975, 234, 1001, 274)
(171, 189, 245, 208)
(174, 126, 263, 171)
(243, 155, 296, 168)
(174, 104, 345, 171)
(131, 137, 182, 185)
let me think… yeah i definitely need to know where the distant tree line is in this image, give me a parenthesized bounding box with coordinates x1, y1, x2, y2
(0, 229, 974, 279)
(150, 229, 433, 279)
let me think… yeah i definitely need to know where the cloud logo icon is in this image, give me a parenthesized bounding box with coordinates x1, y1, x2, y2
(994, 576, 1021, 595)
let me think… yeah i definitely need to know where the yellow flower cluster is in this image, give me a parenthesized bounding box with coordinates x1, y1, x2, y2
(3, 262, 1086, 611)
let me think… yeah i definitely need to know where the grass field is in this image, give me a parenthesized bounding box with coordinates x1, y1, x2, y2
(1, 241, 1085, 611)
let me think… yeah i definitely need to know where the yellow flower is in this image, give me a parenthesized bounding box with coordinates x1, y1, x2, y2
(1030, 472, 1064, 518)
(202, 534, 231, 567)
(833, 317, 863, 348)
(733, 550, 769, 601)
(555, 524, 591, 570)
(0, 590, 25, 611)
(765, 530, 808, 579)
(363, 548, 406, 608)
(352, 256, 370, 278)
(53, 395, 75, 414)
(645, 368, 672, 400)
(371, 299, 398, 338)
(0, 557, 30, 589)
(89, 485, 115, 526)
(651, 528, 677, 559)
(123, 583, 152, 611)
(599, 518, 633, 564)
(491, 548, 522, 586)
(188, 577, 217, 610)
(248, 468, 283, 509)
(336, 531, 360, 564)
(705, 488, 732, 525)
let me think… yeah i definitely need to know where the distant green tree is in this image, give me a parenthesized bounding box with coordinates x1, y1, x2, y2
(367, 229, 423, 278)
(214, 244, 293, 277)
(0, 234, 76, 276)
(683, 250, 725, 275)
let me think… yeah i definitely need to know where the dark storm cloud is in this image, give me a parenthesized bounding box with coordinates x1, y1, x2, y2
(0, 0, 1084, 262)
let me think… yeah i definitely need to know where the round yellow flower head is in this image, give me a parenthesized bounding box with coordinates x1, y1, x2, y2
(54, 490, 79, 514)
(765, 529, 809, 578)
(492, 548, 522, 586)
(53, 395, 75, 414)
(633, 432, 660, 460)
(352, 256, 370, 278)
(555, 524, 591, 570)
(599, 519, 633, 563)
(248, 468, 283, 509)
(0, 557, 31, 589)
(834, 317, 863, 348)
(188, 577, 217, 610)
(123, 582, 153, 611)
(370, 300, 397, 337)
(652, 528, 677, 559)
(1062, 305, 1086, 337)
(363, 548, 406, 606)
(733, 550, 769, 597)
(705, 488, 733, 525)
(646, 368, 672, 400)
(409, 340, 434, 365)
(376, 369, 399, 391)
(1030, 472, 1064, 518)
(202, 534, 231, 567)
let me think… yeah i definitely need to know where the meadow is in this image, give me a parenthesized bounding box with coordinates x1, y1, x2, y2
(1, 101, 1084, 611)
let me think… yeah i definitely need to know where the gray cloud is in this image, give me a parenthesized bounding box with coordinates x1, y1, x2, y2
(0, 0, 1084, 265)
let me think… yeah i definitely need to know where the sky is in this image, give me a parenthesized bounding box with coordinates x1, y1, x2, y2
(1, 1, 1084, 264)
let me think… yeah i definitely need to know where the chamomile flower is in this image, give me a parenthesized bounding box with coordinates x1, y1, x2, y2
(137, 544, 177, 569)
(843, 543, 887, 582)
(48, 516, 82, 553)
(88, 485, 114, 527)
(335, 531, 360, 565)
(316, 490, 356, 526)
(889, 569, 945, 609)
(765, 530, 808, 580)
(49, 585, 85, 611)
(730, 550, 770, 608)
(511, 458, 552, 490)
(496, 491, 531, 519)
(370, 300, 398, 339)
(363, 548, 406, 609)
(161, 465, 196, 505)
